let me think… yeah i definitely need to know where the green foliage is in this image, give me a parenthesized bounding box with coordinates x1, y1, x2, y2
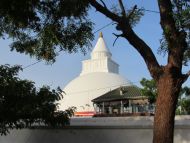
(180, 99, 190, 114)
(127, 7, 144, 28)
(172, 0, 190, 29)
(158, 0, 190, 65)
(140, 78, 157, 104)
(176, 86, 190, 115)
(177, 98, 190, 115)
(175, 108, 181, 115)
(157, 34, 168, 56)
(140, 77, 190, 115)
(179, 86, 190, 97)
(111, 5, 144, 28)
(0, 65, 75, 135)
(0, 0, 94, 63)
(0, 0, 146, 63)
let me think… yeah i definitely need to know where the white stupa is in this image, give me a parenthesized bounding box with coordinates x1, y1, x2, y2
(59, 32, 132, 116)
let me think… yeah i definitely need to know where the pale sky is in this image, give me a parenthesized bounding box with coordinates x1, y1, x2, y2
(0, 0, 190, 89)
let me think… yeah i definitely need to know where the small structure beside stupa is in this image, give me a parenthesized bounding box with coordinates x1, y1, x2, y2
(92, 86, 150, 117)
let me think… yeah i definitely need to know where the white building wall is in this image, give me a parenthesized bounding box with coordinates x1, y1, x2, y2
(107, 59, 119, 74)
(1, 116, 190, 143)
(81, 59, 109, 75)
(81, 59, 119, 75)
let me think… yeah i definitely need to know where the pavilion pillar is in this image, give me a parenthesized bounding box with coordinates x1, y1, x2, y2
(132, 104, 135, 113)
(93, 103, 97, 113)
(102, 102, 105, 114)
(109, 106, 112, 114)
(128, 100, 132, 113)
(97, 104, 100, 113)
(120, 101, 124, 114)
(129, 100, 131, 106)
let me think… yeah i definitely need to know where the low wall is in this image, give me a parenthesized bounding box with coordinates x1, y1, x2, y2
(1, 116, 190, 143)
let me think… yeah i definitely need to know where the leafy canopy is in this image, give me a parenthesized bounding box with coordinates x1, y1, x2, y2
(0, 65, 74, 135)
(140, 78, 190, 105)
(140, 78, 157, 104)
(0, 0, 93, 63)
(179, 99, 190, 114)
(158, 0, 190, 65)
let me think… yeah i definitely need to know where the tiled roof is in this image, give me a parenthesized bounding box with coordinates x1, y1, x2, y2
(92, 86, 147, 103)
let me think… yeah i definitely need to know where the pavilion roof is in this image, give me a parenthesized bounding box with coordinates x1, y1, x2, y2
(92, 86, 147, 103)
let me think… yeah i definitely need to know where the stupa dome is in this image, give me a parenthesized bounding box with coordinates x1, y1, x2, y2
(59, 32, 133, 115)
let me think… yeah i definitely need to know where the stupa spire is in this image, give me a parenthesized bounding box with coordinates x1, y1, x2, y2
(91, 32, 111, 59)
(80, 33, 119, 75)
(99, 32, 103, 38)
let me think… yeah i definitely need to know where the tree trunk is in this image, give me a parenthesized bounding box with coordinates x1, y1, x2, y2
(153, 74, 182, 143)
(88, 1, 188, 143)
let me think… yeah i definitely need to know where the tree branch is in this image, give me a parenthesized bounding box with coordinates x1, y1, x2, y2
(157, 0, 186, 69)
(179, 71, 190, 84)
(118, 0, 127, 17)
(89, 0, 162, 79)
(127, 5, 137, 19)
(157, 0, 179, 41)
(100, 0, 107, 9)
(187, 71, 190, 76)
(88, 0, 121, 22)
(112, 33, 123, 46)
(120, 23, 162, 79)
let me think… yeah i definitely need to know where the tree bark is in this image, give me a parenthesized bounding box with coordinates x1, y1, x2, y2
(153, 72, 182, 143)
(88, 1, 188, 143)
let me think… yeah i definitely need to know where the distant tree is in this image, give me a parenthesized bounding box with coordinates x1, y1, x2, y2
(140, 78, 157, 104)
(176, 86, 190, 114)
(0, 65, 74, 135)
(140, 78, 190, 115)
(180, 99, 190, 114)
